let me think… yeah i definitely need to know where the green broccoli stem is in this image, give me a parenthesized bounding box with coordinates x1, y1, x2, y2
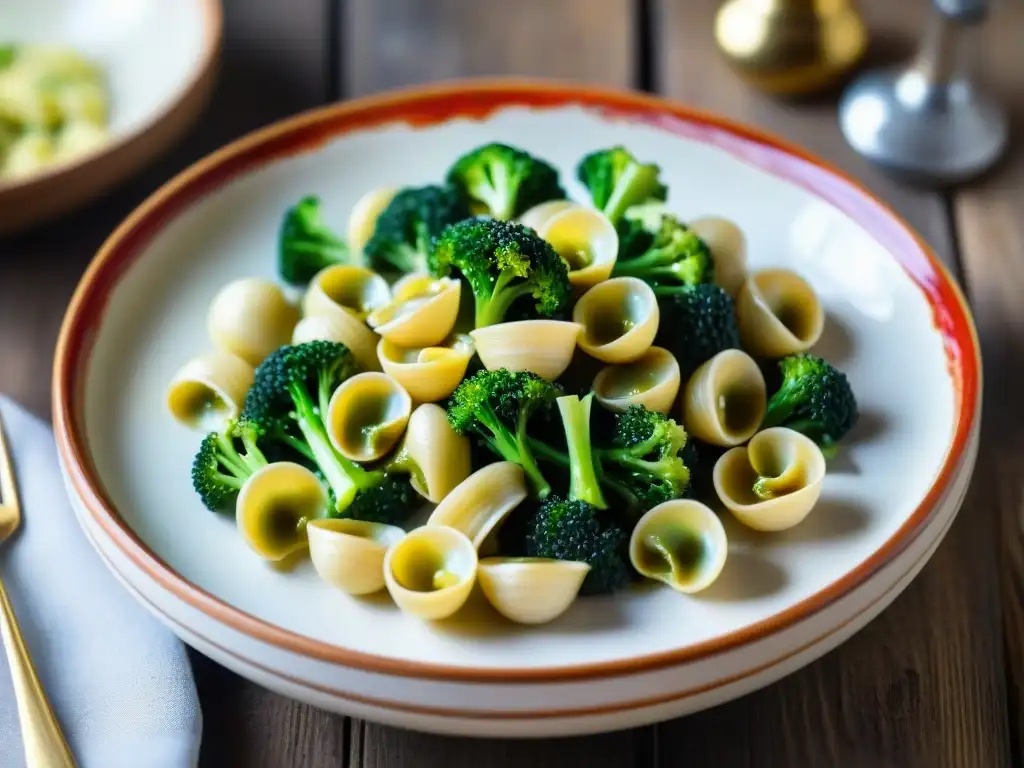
(476, 160, 522, 220)
(213, 433, 250, 478)
(529, 436, 639, 509)
(613, 245, 678, 275)
(558, 395, 607, 509)
(289, 382, 381, 512)
(603, 164, 661, 224)
(236, 431, 269, 473)
(382, 243, 427, 275)
(761, 393, 799, 429)
(478, 403, 551, 498)
(475, 268, 534, 327)
(385, 447, 428, 493)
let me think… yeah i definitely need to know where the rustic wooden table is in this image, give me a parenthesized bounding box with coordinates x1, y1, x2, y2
(1, 0, 1021, 765)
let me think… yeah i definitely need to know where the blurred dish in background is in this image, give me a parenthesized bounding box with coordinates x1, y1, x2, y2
(0, 0, 222, 236)
(0, 44, 111, 181)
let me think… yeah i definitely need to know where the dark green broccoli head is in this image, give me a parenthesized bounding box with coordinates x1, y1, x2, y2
(431, 217, 571, 327)
(190, 422, 269, 512)
(654, 283, 740, 377)
(613, 204, 713, 286)
(243, 341, 362, 425)
(762, 354, 858, 455)
(446, 142, 565, 221)
(596, 405, 691, 515)
(277, 196, 349, 286)
(336, 474, 418, 526)
(525, 497, 631, 595)
(363, 185, 470, 275)
(447, 368, 562, 497)
(576, 146, 667, 225)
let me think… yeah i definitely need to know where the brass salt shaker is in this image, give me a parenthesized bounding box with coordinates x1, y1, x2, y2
(714, 0, 868, 96)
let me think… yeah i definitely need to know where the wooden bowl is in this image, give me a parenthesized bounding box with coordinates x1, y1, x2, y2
(0, 0, 221, 234)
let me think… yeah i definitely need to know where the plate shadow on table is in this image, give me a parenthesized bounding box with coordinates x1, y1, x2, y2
(816, 310, 855, 365)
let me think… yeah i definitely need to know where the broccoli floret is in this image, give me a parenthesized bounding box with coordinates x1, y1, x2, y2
(653, 283, 741, 377)
(577, 147, 667, 225)
(342, 473, 418, 526)
(242, 341, 397, 516)
(596, 405, 691, 513)
(762, 355, 859, 456)
(431, 218, 571, 328)
(190, 419, 269, 512)
(524, 394, 630, 595)
(277, 196, 350, 286)
(446, 142, 565, 221)
(446, 368, 561, 498)
(612, 204, 713, 286)
(363, 185, 471, 275)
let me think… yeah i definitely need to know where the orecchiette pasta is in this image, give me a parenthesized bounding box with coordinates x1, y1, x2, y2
(292, 311, 382, 372)
(303, 264, 390, 322)
(683, 349, 766, 447)
(470, 320, 582, 382)
(477, 558, 590, 625)
(384, 526, 478, 620)
(326, 372, 412, 462)
(207, 277, 299, 366)
(347, 186, 398, 253)
(573, 277, 659, 363)
(366, 275, 461, 348)
(736, 269, 824, 358)
(592, 345, 681, 415)
(426, 462, 528, 549)
(166, 351, 255, 431)
(629, 499, 728, 594)
(389, 404, 471, 503)
(307, 518, 405, 595)
(713, 427, 827, 531)
(537, 205, 618, 289)
(235, 462, 327, 561)
(377, 334, 474, 402)
(688, 217, 747, 298)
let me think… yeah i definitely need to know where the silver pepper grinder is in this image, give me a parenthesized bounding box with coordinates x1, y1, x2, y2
(838, 0, 1008, 185)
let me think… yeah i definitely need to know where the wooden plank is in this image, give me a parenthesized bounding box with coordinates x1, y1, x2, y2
(952, 0, 1024, 762)
(343, 0, 635, 95)
(0, 1, 347, 766)
(341, 1, 640, 765)
(652, 1, 1010, 765)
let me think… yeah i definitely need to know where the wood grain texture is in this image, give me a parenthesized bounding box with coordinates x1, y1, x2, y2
(343, 0, 635, 95)
(953, 1, 1024, 764)
(341, 0, 639, 764)
(0, 1, 349, 766)
(652, 1, 1010, 766)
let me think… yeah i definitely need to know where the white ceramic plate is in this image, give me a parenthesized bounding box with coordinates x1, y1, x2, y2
(0, 0, 220, 233)
(53, 82, 981, 736)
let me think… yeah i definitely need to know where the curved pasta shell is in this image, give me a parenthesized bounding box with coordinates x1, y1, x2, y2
(537, 205, 619, 289)
(518, 199, 576, 232)
(326, 372, 412, 462)
(166, 351, 254, 431)
(377, 334, 475, 402)
(348, 186, 398, 254)
(303, 264, 391, 321)
(393, 404, 472, 503)
(426, 462, 528, 549)
(292, 310, 382, 372)
(736, 269, 824, 358)
(629, 499, 728, 594)
(713, 427, 827, 531)
(207, 277, 299, 365)
(366, 276, 461, 348)
(689, 217, 747, 298)
(478, 558, 590, 625)
(470, 320, 581, 381)
(384, 526, 478, 620)
(592, 346, 681, 415)
(573, 277, 659, 363)
(236, 462, 327, 561)
(307, 518, 405, 595)
(683, 349, 766, 447)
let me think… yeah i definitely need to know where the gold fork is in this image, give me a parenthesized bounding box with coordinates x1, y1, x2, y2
(0, 412, 77, 767)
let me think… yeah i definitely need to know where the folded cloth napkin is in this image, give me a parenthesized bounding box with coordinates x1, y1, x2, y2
(0, 398, 202, 768)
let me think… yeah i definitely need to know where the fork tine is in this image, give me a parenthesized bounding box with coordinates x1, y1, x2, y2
(0, 411, 19, 512)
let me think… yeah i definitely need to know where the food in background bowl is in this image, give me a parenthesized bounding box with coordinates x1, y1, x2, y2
(0, 44, 110, 180)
